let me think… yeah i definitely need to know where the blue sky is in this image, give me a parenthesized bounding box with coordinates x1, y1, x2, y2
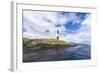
(23, 10, 91, 44)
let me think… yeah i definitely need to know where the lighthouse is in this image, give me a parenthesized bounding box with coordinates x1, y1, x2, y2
(57, 29, 59, 40)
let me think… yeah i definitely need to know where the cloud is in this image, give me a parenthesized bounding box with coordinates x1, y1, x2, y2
(23, 10, 91, 44)
(60, 14, 91, 44)
(23, 11, 56, 38)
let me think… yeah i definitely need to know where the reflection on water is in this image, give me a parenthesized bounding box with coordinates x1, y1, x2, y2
(23, 44, 91, 62)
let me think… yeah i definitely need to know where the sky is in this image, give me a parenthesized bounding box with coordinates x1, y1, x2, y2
(23, 10, 91, 44)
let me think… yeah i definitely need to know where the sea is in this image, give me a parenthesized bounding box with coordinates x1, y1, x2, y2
(23, 43, 91, 62)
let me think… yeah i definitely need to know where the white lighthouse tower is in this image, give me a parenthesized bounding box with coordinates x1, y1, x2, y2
(56, 29, 59, 40)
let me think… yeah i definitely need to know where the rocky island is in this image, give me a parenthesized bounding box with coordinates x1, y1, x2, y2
(23, 38, 77, 54)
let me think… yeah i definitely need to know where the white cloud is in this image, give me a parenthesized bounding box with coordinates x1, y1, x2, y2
(23, 11, 57, 38)
(60, 14, 91, 44)
(23, 10, 91, 44)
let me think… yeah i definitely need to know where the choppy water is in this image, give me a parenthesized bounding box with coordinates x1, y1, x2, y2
(23, 44, 91, 62)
